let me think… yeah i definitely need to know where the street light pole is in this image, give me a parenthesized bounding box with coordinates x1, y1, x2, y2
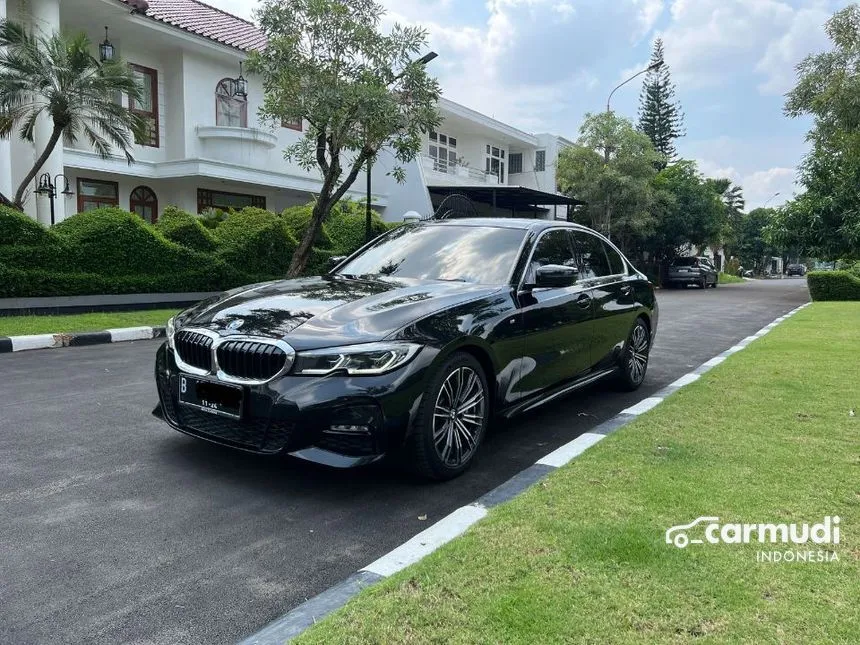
(366, 51, 439, 243)
(35, 173, 74, 226)
(763, 192, 781, 208)
(602, 60, 664, 240)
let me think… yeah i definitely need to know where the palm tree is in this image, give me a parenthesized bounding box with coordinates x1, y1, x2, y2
(0, 20, 146, 210)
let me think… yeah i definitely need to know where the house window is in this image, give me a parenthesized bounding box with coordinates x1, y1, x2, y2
(485, 144, 506, 183)
(509, 153, 523, 174)
(197, 188, 265, 213)
(282, 117, 303, 131)
(130, 186, 158, 224)
(535, 150, 546, 172)
(429, 130, 457, 172)
(77, 179, 119, 212)
(130, 65, 159, 147)
(216, 79, 248, 128)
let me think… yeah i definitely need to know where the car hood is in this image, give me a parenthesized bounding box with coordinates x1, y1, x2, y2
(177, 276, 504, 350)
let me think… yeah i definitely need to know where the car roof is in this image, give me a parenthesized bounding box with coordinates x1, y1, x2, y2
(422, 217, 594, 233)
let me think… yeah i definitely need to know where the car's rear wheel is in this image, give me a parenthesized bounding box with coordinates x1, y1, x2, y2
(406, 352, 489, 480)
(616, 318, 651, 391)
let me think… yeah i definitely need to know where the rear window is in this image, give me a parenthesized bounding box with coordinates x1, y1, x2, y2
(672, 257, 698, 267)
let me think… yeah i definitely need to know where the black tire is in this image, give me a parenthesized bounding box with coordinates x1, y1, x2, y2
(712, 277, 718, 288)
(405, 352, 490, 481)
(615, 318, 651, 391)
(700, 277, 708, 289)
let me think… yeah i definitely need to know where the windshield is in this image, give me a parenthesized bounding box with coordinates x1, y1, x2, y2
(672, 257, 699, 266)
(336, 224, 526, 285)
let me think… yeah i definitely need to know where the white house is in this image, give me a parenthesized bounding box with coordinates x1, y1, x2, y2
(0, 0, 578, 226)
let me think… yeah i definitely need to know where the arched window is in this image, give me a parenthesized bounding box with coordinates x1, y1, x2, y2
(130, 186, 158, 224)
(216, 78, 247, 127)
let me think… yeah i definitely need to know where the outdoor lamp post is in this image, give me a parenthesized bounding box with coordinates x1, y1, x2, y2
(601, 59, 664, 240)
(99, 26, 114, 62)
(366, 52, 439, 242)
(35, 174, 74, 227)
(764, 192, 781, 208)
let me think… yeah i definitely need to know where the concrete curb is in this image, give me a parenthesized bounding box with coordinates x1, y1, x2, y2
(0, 326, 166, 353)
(238, 301, 812, 645)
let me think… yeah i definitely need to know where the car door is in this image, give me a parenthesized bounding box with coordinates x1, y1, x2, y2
(572, 231, 640, 371)
(511, 228, 595, 400)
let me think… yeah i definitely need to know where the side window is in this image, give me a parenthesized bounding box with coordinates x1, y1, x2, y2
(605, 243, 627, 275)
(572, 232, 612, 279)
(525, 229, 576, 285)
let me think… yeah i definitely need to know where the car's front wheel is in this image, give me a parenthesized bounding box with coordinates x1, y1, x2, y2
(406, 352, 489, 481)
(616, 318, 651, 391)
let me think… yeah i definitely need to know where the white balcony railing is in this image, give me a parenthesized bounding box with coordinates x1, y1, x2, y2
(421, 156, 500, 184)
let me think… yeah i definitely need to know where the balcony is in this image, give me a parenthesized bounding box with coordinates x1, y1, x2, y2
(196, 125, 278, 167)
(421, 156, 500, 186)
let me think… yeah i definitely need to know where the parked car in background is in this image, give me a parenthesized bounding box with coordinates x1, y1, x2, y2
(154, 218, 658, 480)
(786, 264, 807, 277)
(667, 256, 719, 289)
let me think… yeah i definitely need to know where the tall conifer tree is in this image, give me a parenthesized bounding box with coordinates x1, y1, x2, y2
(638, 38, 684, 168)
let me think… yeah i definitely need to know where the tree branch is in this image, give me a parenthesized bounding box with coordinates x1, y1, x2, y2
(330, 147, 371, 205)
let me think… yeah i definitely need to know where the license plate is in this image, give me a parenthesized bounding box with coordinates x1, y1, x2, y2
(178, 375, 243, 419)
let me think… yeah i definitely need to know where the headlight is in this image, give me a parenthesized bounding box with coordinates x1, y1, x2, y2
(166, 316, 177, 349)
(293, 342, 422, 376)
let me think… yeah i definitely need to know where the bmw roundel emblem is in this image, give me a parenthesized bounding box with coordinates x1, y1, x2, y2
(226, 319, 244, 331)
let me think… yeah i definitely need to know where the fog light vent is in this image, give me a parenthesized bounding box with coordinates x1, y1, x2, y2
(327, 424, 371, 435)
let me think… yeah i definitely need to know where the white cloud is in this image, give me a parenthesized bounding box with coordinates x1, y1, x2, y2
(741, 166, 798, 209)
(756, 5, 832, 94)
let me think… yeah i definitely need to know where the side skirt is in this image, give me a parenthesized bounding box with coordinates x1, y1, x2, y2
(498, 367, 618, 419)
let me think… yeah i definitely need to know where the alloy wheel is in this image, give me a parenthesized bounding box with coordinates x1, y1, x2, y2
(627, 323, 650, 384)
(432, 366, 486, 468)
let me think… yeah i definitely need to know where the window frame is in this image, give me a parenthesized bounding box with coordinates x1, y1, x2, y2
(129, 64, 159, 148)
(197, 188, 266, 213)
(509, 152, 523, 175)
(535, 150, 546, 172)
(77, 178, 119, 213)
(130, 185, 159, 224)
(215, 78, 248, 128)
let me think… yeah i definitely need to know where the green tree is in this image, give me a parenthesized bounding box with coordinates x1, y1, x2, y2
(736, 207, 780, 273)
(638, 38, 685, 168)
(0, 21, 145, 210)
(648, 161, 725, 260)
(557, 111, 660, 253)
(772, 5, 860, 259)
(248, 0, 442, 277)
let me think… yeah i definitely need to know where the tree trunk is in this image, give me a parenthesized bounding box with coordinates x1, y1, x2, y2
(287, 198, 329, 278)
(14, 125, 64, 209)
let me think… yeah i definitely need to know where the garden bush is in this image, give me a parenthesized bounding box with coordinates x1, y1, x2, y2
(213, 207, 298, 276)
(157, 206, 217, 252)
(281, 203, 333, 249)
(326, 200, 388, 256)
(54, 207, 225, 277)
(807, 270, 860, 301)
(0, 205, 59, 246)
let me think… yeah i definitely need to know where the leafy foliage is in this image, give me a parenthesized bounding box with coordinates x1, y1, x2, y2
(247, 0, 441, 277)
(637, 39, 685, 167)
(807, 270, 860, 301)
(212, 207, 299, 276)
(770, 5, 860, 259)
(0, 20, 146, 208)
(157, 206, 218, 252)
(558, 112, 660, 252)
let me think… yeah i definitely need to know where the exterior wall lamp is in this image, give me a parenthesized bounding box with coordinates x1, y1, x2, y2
(35, 174, 74, 227)
(100, 26, 115, 62)
(233, 62, 248, 99)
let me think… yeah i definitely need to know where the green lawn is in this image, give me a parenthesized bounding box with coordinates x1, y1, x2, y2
(0, 309, 179, 336)
(719, 272, 745, 284)
(298, 302, 859, 645)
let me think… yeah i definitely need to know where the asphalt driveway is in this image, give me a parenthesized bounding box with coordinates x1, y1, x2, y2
(0, 279, 810, 644)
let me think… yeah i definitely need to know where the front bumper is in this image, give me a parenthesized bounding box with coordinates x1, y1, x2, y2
(667, 272, 704, 284)
(154, 342, 432, 466)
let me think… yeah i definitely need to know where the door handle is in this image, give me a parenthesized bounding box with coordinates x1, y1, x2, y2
(576, 293, 592, 309)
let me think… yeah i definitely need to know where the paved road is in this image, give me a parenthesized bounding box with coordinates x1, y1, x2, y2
(0, 279, 809, 644)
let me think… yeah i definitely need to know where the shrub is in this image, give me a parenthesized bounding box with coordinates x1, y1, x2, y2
(807, 270, 860, 301)
(0, 205, 59, 246)
(199, 208, 228, 229)
(326, 200, 388, 256)
(213, 207, 298, 276)
(157, 206, 217, 252)
(281, 203, 332, 248)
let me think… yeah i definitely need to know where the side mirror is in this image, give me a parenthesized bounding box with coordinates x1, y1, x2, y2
(329, 255, 348, 269)
(535, 264, 579, 288)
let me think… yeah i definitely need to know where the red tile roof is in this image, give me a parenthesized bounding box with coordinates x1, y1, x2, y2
(120, 0, 267, 52)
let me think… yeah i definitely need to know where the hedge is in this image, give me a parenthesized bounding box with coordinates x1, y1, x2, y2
(212, 207, 299, 276)
(157, 206, 217, 252)
(807, 270, 860, 301)
(281, 204, 333, 249)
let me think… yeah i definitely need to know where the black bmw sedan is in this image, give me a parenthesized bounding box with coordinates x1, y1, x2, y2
(154, 218, 658, 480)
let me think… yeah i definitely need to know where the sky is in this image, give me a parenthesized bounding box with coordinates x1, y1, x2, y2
(207, 0, 848, 210)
